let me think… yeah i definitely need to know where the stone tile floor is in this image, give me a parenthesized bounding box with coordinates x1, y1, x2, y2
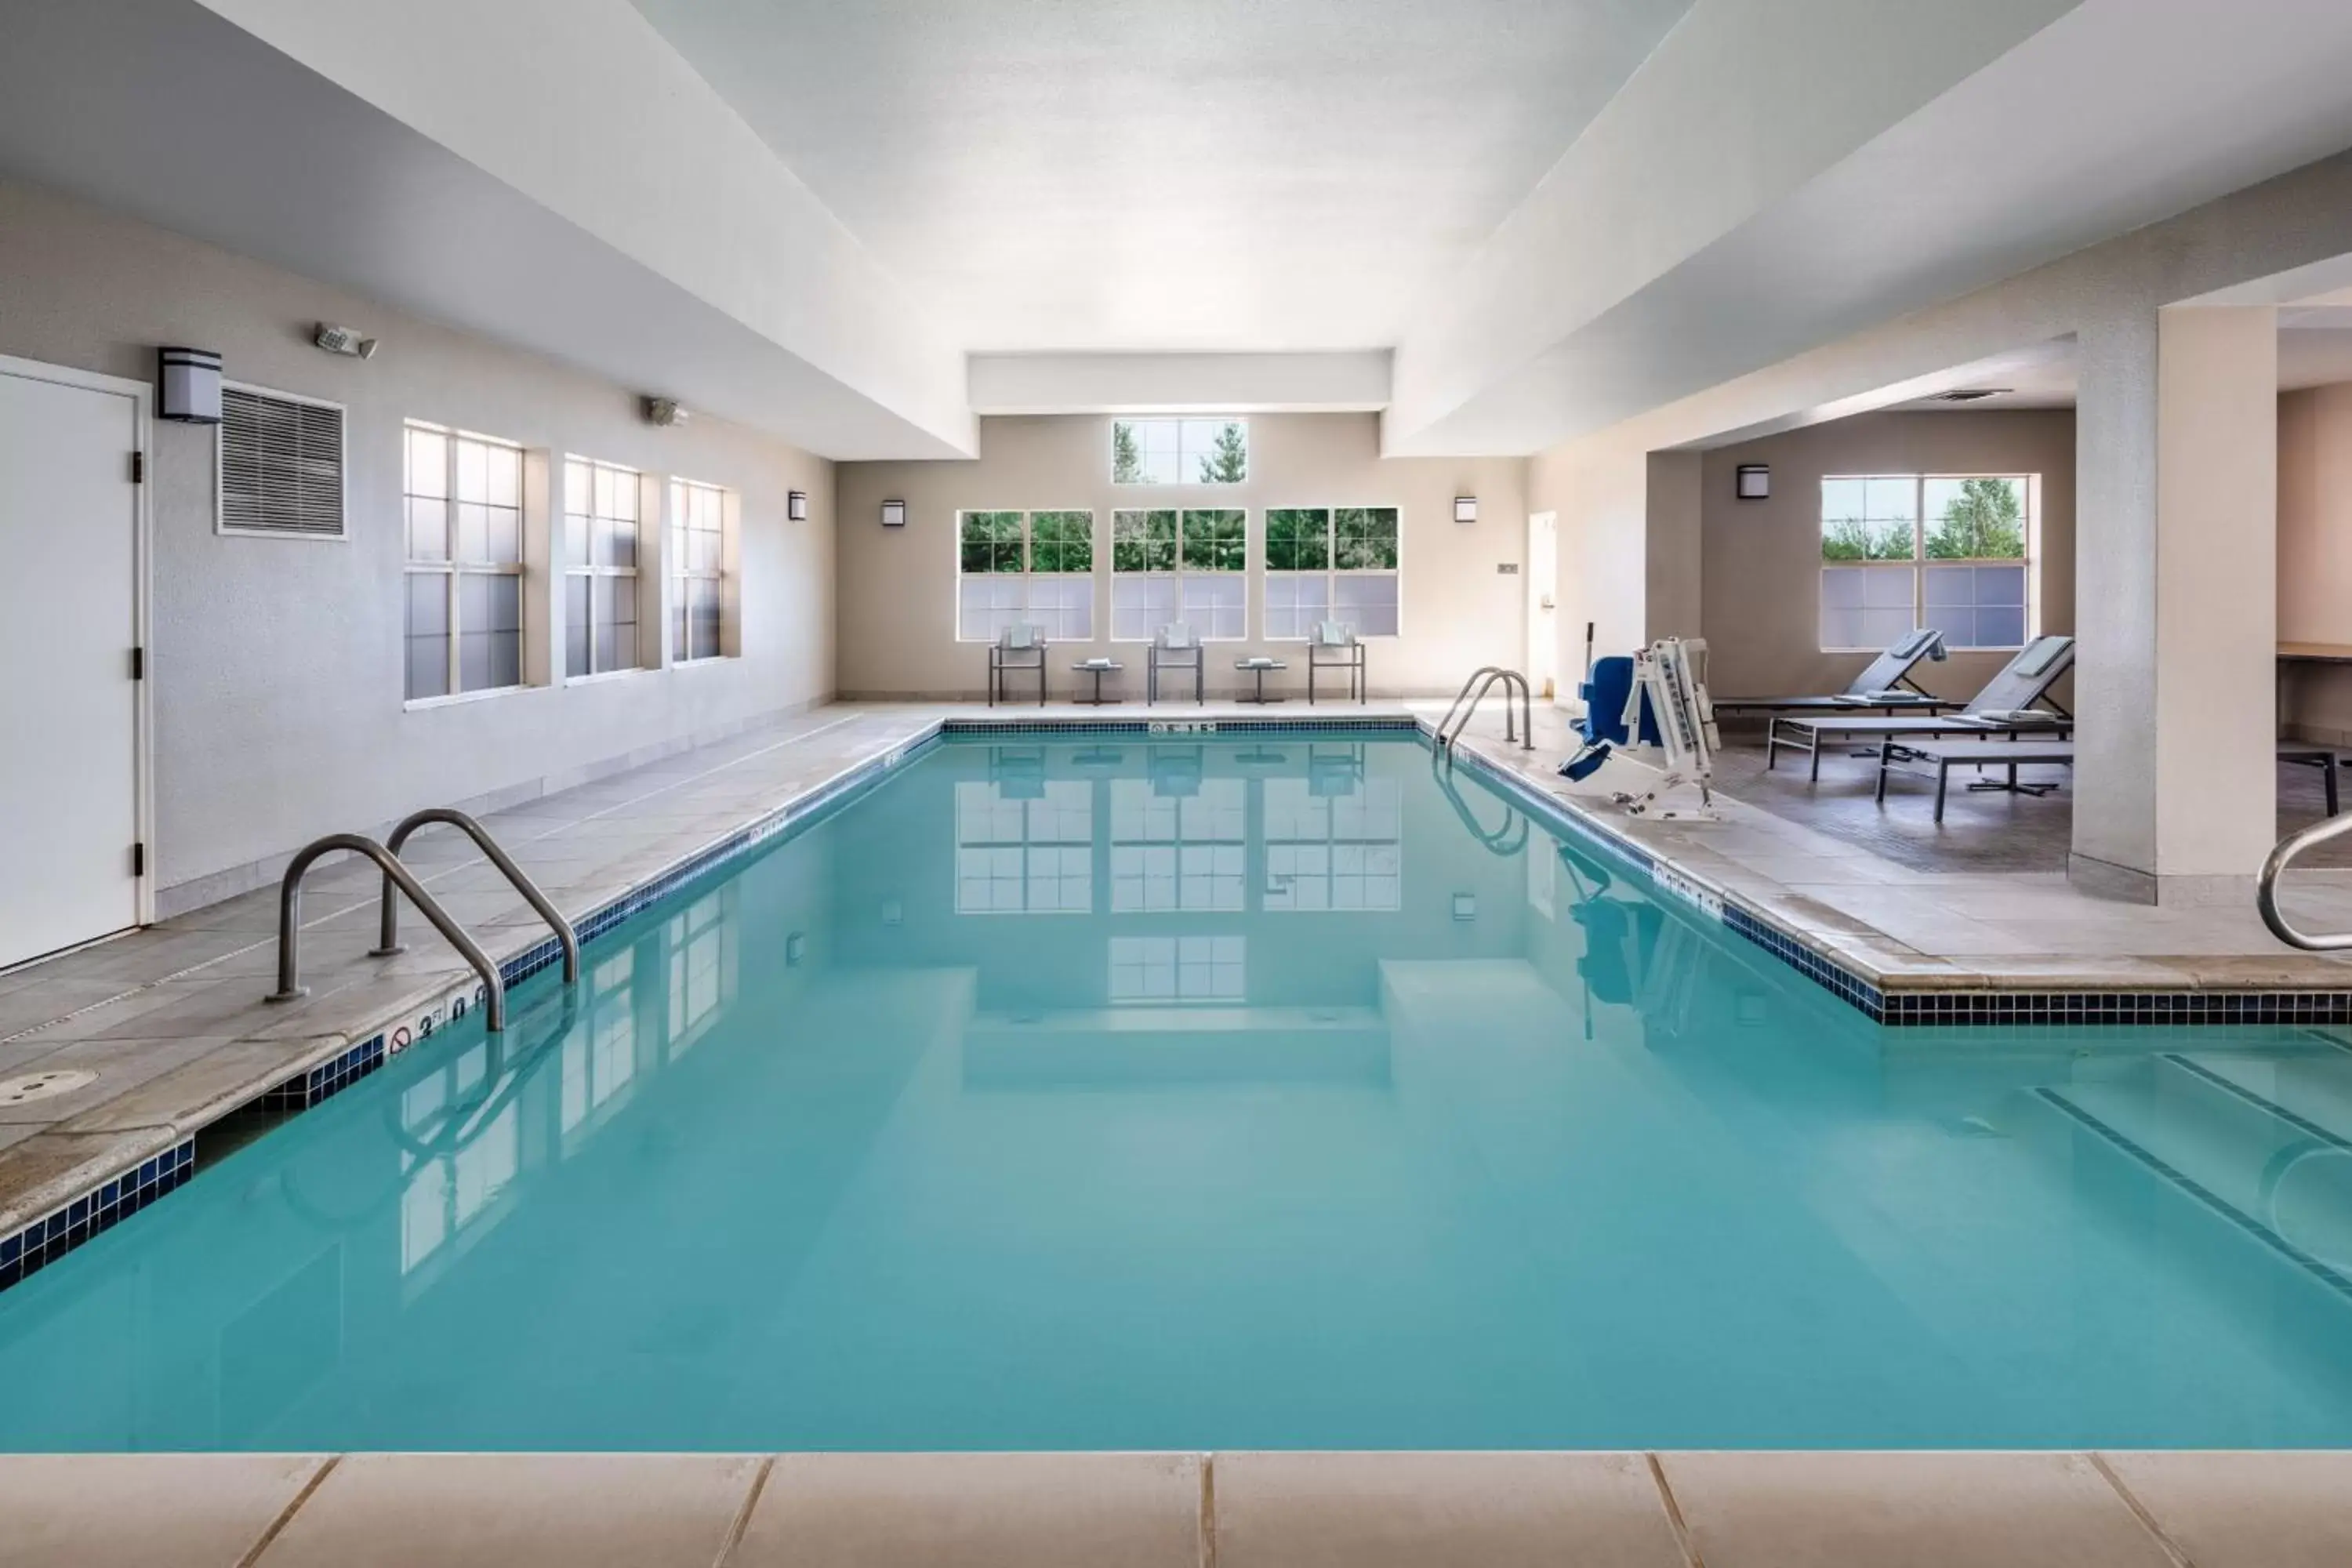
(9, 1448, 2349, 1566)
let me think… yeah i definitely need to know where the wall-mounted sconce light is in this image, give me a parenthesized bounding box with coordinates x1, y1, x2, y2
(1454, 495, 1478, 524)
(1452, 893, 1478, 921)
(1735, 463, 1770, 501)
(881, 499, 907, 528)
(157, 347, 223, 424)
(788, 490, 808, 521)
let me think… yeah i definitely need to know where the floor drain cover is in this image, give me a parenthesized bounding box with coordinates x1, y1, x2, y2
(0, 1069, 96, 1106)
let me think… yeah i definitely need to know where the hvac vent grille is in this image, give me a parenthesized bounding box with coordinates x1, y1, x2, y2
(220, 387, 345, 538)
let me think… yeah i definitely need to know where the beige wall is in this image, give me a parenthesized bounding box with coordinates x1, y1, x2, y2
(2278, 382, 2352, 740)
(836, 414, 1526, 699)
(0, 177, 835, 909)
(1697, 409, 2078, 703)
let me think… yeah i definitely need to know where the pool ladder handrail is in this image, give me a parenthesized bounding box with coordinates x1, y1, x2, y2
(374, 808, 580, 989)
(1435, 666, 1536, 754)
(2257, 810, 2352, 950)
(264, 811, 578, 1033)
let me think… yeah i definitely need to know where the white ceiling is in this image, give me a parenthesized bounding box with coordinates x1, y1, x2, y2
(626, 0, 1694, 352)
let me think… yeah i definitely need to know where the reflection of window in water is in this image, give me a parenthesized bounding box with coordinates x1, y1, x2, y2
(1109, 935, 1244, 1002)
(1263, 776, 1401, 910)
(563, 949, 638, 1135)
(398, 1041, 521, 1276)
(954, 779, 1092, 913)
(668, 892, 732, 1051)
(1110, 777, 1243, 911)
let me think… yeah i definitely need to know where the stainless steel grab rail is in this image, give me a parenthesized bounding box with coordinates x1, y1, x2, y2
(2257, 811, 2352, 950)
(1435, 666, 1535, 753)
(1430, 750, 1529, 855)
(374, 808, 579, 985)
(266, 833, 510, 1031)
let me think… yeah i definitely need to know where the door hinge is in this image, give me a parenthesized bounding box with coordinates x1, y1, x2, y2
(132, 843, 146, 878)
(130, 646, 145, 681)
(131, 451, 145, 484)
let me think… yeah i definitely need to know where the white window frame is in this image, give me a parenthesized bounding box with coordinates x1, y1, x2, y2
(215, 380, 347, 542)
(1109, 416, 1250, 486)
(1262, 505, 1403, 641)
(1109, 508, 1247, 643)
(563, 456, 644, 681)
(954, 509, 1097, 643)
(403, 420, 526, 706)
(669, 477, 731, 665)
(1818, 473, 2035, 654)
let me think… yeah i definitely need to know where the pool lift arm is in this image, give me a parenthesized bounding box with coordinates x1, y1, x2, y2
(1560, 637, 1723, 822)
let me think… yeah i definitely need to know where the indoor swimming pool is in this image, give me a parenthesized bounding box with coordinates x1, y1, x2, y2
(5, 731, 2352, 1451)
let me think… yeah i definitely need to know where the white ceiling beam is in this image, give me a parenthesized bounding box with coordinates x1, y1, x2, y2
(165, 0, 973, 457)
(1385, 0, 2082, 454)
(967, 353, 1392, 416)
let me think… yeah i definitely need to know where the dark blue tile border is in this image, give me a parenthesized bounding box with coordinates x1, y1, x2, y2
(0, 1139, 194, 1292)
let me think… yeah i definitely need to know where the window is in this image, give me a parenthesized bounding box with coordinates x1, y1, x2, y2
(564, 457, 641, 678)
(404, 422, 523, 702)
(956, 510, 1095, 641)
(670, 477, 728, 662)
(1111, 418, 1248, 485)
(1820, 474, 2031, 652)
(1265, 506, 1400, 638)
(1110, 509, 1244, 641)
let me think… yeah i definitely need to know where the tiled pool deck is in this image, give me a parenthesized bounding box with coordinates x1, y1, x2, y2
(9, 1447, 2350, 1566)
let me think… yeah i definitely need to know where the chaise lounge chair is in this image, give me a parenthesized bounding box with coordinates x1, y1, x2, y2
(1766, 634, 2076, 779)
(1711, 629, 1952, 720)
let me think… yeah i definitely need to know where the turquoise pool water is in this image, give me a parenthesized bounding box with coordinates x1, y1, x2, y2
(5, 734, 2352, 1450)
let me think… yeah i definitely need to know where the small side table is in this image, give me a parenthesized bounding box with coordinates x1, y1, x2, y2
(1235, 656, 1287, 704)
(1072, 658, 1124, 706)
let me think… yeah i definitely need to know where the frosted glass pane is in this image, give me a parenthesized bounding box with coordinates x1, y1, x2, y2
(405, 572, 448, 637)
(1820, 607, 1865, 650)
(1861, 568, 1916, 609)
(1860, 608, 1915, 648)
(1976, 606, 2026, 648)
(1820, 567, 1865, 610)
(566, 575, 591, 677)
(487, 506, 521, 565)
(407, 429, 448, 499)
(407, 498, 448, 561)
(1976, 564, 2026, 607)
(565, 459, 590, 518)
(485, 446, 519, 508)
(456, 503, 489, 564)
(1335, 575, 1398, 637)
(1111, 575, 1175, 641)
(406, 636, 448, 701)
(456, 439, 488, 503)
(1922, 564, 1975, 608)
(1182, 575, 1244, 641)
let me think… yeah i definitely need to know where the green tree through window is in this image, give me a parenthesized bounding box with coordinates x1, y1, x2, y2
(1112, 423, 1145, 485)
(1199, 423, 1248, 484)
(1925, 477, 2024, 559)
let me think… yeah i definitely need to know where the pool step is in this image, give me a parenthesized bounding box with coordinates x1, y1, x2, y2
(2036, 1054, 2352, 1294)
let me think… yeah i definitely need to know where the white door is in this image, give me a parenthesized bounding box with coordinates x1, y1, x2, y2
(1526, 510, 1559, 700)
(0, 365, 140, 968)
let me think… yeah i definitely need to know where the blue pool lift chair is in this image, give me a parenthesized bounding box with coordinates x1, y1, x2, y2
(987, 621, 1048, 707)
(1148, 622, 1204, 705)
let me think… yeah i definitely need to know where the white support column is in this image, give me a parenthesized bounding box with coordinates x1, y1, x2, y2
(2071, 304, 2278, 902)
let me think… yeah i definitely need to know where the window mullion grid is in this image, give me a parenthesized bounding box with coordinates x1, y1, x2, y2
(444, 437, 463, 697)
